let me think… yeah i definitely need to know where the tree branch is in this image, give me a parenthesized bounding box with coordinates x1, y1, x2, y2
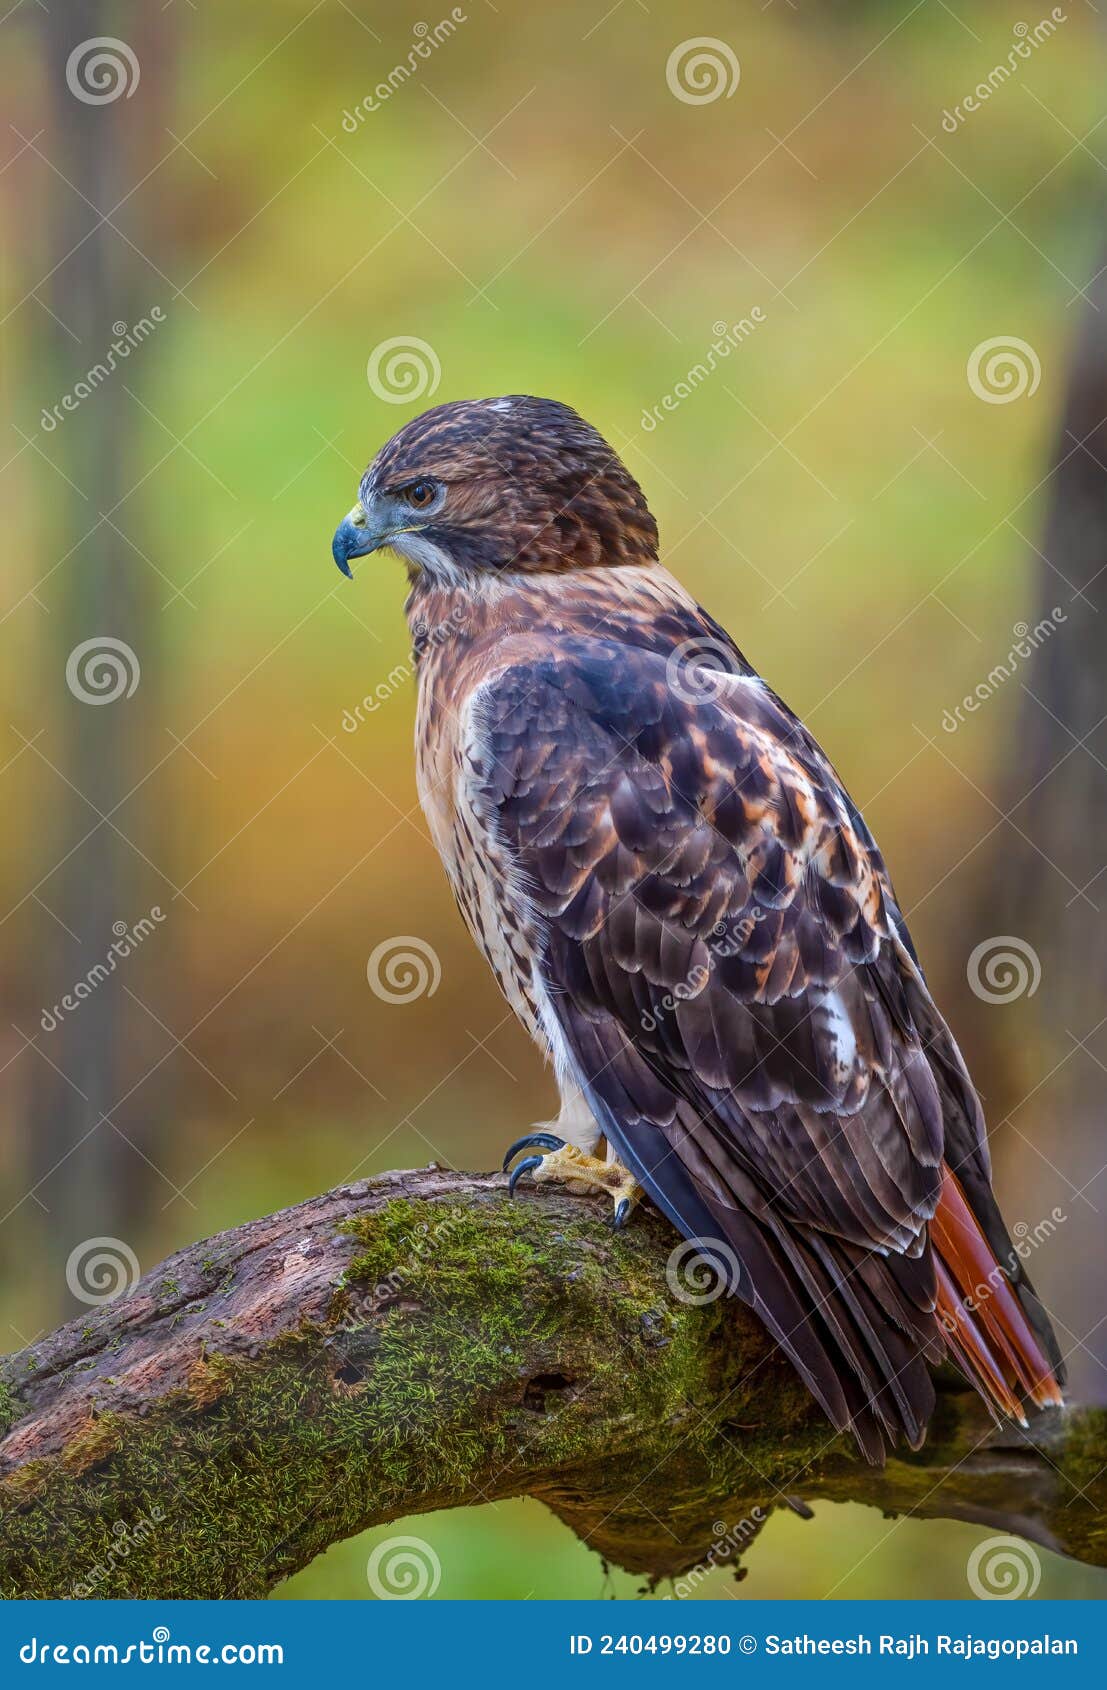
(1, 1168, 1103, 1597)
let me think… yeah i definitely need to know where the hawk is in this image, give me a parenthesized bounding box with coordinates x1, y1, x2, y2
(332, 395, 1064, 1461)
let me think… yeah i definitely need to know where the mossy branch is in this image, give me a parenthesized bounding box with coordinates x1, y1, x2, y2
(1, 1167, 1103, 1597)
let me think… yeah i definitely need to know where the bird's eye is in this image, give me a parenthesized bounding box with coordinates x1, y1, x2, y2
(405, 479, 438, 509)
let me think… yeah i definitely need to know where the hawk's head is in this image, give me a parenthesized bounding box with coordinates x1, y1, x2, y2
(332, 396, 658, 582)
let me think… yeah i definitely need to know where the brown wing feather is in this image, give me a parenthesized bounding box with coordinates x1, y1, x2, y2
(480, 639, 944, 1249)
(475, 633, 1060, 1456)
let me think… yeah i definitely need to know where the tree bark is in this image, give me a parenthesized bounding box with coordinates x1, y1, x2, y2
(30, 0, 175, 1276)
(986, 247, 1107, 1400)
(1, 1168, 1103, 1598)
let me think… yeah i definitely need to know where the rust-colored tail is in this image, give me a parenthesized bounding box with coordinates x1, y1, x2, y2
(931, 1165, 1064, 1422)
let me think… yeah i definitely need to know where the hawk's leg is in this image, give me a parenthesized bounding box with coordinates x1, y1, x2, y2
(502, 1133, 642, 1229)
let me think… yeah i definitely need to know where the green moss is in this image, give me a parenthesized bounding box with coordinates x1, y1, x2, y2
(1050, 1409, 1107, 1564)
(0, 1459, 54, 1506)
(187, 1352, 237, 1409)
(0, 1189, 971, 1598)
(62, 1413, 125, 1475)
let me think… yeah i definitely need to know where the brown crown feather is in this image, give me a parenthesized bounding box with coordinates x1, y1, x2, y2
(362, 395, 659, 574)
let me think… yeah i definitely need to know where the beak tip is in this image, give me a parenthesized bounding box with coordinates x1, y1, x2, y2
(333, 510, 374, 578)
(332, 521, 356, 578)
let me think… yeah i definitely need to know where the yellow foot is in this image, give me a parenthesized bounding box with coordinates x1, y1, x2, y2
(502, 1133, 642, 1228)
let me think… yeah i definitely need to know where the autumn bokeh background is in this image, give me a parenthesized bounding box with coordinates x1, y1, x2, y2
(2, 0, 1106, 1598)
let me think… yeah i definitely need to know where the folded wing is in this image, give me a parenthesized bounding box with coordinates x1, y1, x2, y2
(471, 635, 1061, 1457)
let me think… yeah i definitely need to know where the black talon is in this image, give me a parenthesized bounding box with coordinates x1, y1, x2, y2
(501, 1131, 565, 1173)
(612, 1197, 631, 1230)
(507, 1155, 543, 1197)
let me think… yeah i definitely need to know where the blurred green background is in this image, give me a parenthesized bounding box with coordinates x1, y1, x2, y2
(2, 0, 1105, 1598)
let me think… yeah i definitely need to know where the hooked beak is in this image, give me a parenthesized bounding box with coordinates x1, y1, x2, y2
(331, 504, 381, 578)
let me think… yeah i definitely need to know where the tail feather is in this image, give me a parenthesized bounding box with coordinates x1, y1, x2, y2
(932, 1166, 1064, 1416)
(566, 1014, 1062, 1465)
(934, 1258, 1024, 1423)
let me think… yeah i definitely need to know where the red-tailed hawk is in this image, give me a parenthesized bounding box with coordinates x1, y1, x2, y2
(332, 395, 1064, 1461)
